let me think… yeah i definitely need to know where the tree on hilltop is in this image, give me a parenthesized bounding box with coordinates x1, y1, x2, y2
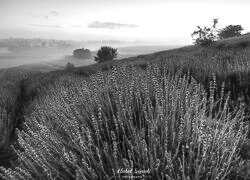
(218, 25, 244, 39)
(191, 18, 219, 46)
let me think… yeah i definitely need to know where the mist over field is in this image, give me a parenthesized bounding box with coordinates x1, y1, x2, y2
(0, 47, 68, 68)
(0, 39, 179, 70)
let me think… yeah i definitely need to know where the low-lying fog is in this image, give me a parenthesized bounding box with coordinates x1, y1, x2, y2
(0, 44, 179, 71)
(0, 46, 76, 69)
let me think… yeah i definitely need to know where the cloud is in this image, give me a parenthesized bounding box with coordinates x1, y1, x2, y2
(88, 21, 138, 29)
(27, 10, 60, 20)
(30, 24, 63, 28)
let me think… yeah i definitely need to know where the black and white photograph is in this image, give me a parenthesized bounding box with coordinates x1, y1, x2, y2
(0, 0, 250, 179)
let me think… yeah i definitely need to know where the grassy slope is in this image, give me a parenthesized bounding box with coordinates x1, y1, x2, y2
(71, 34, 250, 104)
(73, 34, 250, 73)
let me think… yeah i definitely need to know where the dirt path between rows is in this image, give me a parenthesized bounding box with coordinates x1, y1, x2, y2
(0, 79, 28, 167)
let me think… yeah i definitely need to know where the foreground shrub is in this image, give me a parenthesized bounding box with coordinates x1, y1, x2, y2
(0, 64, 248, 179)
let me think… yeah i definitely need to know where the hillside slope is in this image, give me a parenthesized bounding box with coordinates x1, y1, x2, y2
(72, 33, 250, 74)
(120, 33, 250, 63)
(0, 34, 250, 179)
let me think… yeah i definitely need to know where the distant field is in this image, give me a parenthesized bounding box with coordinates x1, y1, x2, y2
(17, 57, 96, 72)
(0, 55, 63, 68)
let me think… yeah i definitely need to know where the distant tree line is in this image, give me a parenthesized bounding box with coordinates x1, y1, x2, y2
(0, 38, 72, 51)
(192, 19, 244, 46)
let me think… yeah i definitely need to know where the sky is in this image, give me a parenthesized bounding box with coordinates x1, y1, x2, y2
(0, 0, 250, 45)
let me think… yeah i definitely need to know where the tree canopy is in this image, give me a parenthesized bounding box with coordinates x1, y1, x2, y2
(94, 46, 118, 63)
(73, 48, 91, 59)
(191, 19, 218, 46)
(218, 25, 244, 39)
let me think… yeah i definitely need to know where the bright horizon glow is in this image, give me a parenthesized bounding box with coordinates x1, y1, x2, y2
(0, 0, 250, 45)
